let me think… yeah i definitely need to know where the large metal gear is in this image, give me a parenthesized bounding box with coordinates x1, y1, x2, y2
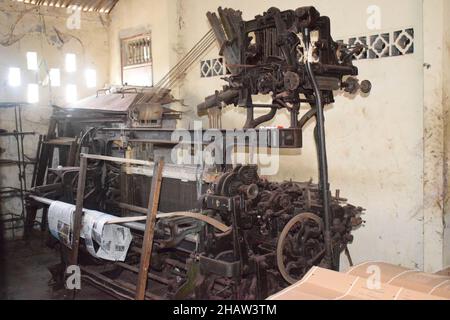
(277, 212, 325, 284)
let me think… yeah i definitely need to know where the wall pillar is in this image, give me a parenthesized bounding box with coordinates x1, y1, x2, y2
(423, 0, 446, 272)
(443, 0, 450, 269)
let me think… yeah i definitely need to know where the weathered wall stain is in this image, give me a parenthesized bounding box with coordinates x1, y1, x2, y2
(0, 0, 110, 239)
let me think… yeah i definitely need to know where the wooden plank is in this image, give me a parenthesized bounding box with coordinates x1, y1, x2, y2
(81, 153, 153, 166)
(69, 156, 88, 265)
(135, 159, 165, 300)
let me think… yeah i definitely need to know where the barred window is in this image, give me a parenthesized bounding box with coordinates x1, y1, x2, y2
(121, 33, 153, 86)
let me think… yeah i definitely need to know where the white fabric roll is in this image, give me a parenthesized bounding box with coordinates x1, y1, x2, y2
(81, 210, 132, 262)
(47, 201, 132, 261)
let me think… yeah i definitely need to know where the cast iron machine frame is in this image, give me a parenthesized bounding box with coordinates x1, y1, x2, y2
(198, 6, 371, 272)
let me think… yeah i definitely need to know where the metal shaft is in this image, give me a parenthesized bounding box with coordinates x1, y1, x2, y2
(155, 31, 215, 89)
(304, 28, 333, 269)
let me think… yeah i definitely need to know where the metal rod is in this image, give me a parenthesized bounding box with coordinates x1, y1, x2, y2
(155, 30, 213, 86)
(29, 195, 53, 205)
(18, 106, 28, 190)
(31, 135, 43, 188)
(70, 156, 88, 266)
(164, 35, 216, 89)
(159, 35, 216, 91)
(116, 262, 171, 285)
(153, 34, 215, 97)
(163, 34, 215, 78)
(162, 33, 215, 81)
(0, 131, 35, 136)
(81, 153, 152, 166)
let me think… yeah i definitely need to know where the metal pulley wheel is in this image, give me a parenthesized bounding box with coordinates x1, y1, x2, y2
(276, 212, 325, 284)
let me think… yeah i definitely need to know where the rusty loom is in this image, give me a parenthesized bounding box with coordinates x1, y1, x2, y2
(26, 6, 370, 300)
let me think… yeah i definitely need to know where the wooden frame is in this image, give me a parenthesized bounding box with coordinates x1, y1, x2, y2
(69, 153, 165, 300)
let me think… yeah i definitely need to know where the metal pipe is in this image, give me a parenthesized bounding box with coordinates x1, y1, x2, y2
(244, 107, 278, 129)
(304, 28, 333, 269)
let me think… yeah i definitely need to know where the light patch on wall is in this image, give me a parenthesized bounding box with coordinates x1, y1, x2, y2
(8, 68, 21, 87)
(27, 84, 39, 104)
(49, 68, 61, 87)
(65, 53, 77, 73)
(66, 84, 77, 103)
(85, 69, 97, 88)
(27, 52, 38, 71)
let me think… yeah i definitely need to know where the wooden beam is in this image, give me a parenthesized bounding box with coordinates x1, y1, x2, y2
(135, 159, 165, 300)
(70, 156, 88, 265)
(81, 153, 153, 166)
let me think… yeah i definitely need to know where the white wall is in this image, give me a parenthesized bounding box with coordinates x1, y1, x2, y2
(0, 0, 110, 238)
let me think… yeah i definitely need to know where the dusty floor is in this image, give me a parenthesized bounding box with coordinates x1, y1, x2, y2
(0, 233, 114, 300)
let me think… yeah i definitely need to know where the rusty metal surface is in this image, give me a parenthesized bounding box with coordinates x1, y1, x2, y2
(63, 93, 138, 113)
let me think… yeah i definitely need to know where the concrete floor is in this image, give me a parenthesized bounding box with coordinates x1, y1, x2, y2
(0, 233, 114, 300)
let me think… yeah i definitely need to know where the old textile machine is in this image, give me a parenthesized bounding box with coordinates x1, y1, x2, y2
(29, 6, 370, 300)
